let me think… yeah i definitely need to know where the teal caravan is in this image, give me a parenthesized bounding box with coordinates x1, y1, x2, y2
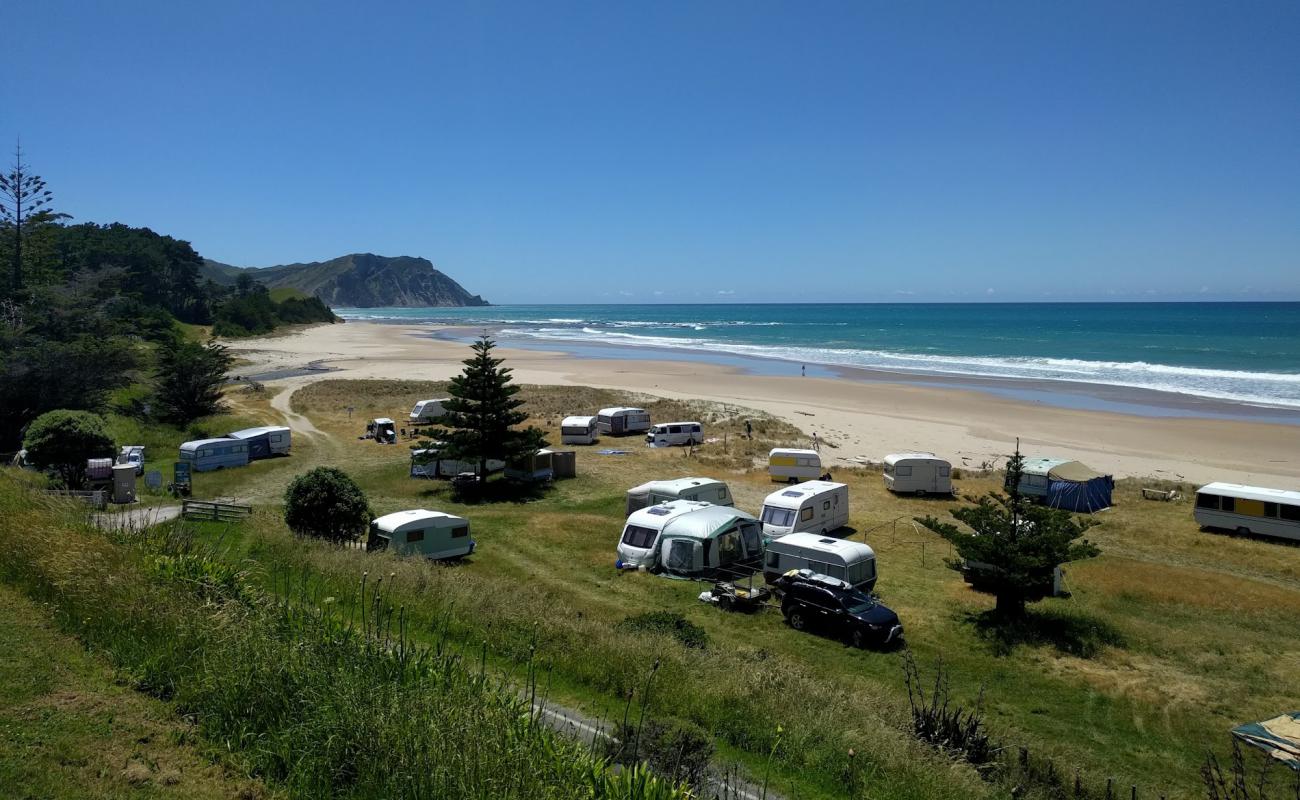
(179, 438, 250, 472)
(227, 426, 291, 459)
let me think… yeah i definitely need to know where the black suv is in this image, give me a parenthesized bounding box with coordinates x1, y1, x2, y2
(775, 570, 903, 648)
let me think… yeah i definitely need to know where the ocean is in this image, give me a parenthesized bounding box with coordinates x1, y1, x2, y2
(334, 303, 1300, 411)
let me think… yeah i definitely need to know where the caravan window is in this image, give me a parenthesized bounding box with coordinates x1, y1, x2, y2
(939, 465, 950, 476)
(622, 525, 657, 549)
(800, 507, 814, 522)
(1221, 496, 1236, 512)
(1263, 502, 1278, 518)
(1196, 493, 1219, 510)
(739, 522, 760, 556)
(896, 465, 912, 476)
(451, 526, 469, 538)
(407, 530, 425, 543)
(717, 530, 741, 563)
(1281, 505, 1300, 522)
(823, 563, 846, 580)
(717, 487, 728, 501)
(822, 500, 831, 511)
(761, 507, 795, 527)
(847, 559, 874, 585)
(766, 551, 780, 568)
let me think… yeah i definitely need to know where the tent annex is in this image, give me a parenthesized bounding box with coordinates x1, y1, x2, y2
(1012, 457, 1113, 513)
(616, 500, 763, 579)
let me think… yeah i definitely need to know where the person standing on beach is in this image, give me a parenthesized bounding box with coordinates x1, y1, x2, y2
(745, 420, 753, 439)
(801, 364, 806, 377)
(812, 431, 820, 451)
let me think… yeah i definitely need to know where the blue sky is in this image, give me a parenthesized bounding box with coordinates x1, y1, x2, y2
(4, 1, 1298, 303)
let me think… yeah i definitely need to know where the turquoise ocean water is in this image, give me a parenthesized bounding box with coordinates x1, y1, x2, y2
(334, 303, 1300, 410)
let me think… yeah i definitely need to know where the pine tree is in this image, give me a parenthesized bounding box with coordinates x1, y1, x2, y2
(421, 336, 547, 482)
(917, 443, 1100, 619)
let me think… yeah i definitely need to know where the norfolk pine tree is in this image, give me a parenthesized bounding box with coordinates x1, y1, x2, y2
(917, 443, 1100, 619)
(420, 336, 547, 483)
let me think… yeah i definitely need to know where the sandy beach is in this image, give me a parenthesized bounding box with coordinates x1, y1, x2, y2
(226, 322, 1300, 488)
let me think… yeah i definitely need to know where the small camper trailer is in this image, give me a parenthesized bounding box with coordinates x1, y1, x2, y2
(616, 500, 764, 578)
(625, 477, 733, 516)
(759, 480, 849, 537)
(227, 426, 291, 459)
(596, 407, 652, 436)
(506, 449, 554, 483)
(368, 509, 475, 561)
(1193, 482, 1300, 542)
(560, 416, 599, 445)
(762, 532, 877, 591)
(883, 453, 952, 495)
(1012, 457, 1113, 513)
(768, 448, 822, 483)
(410, 446, 505, 479)
(117, 445, 146, 475)
(409, 399, 449, 425)
(366, 418, 397, 444)
(645, 422, 703, 447)
(179, 438, 250, 472)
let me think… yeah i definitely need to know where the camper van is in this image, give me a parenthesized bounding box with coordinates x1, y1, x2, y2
(409, 399, 449, 426)
(366, 418, 397, 444)
(596, 407, 652, 436)
(117, 445, 145, 475)
(625, 477, 733, 516)
(768, 448, 822, 483)
(616, 500, 764, 578)
(178, 438, 250, 472)
(227, 426, 291, 459)
(883, 453, 952, 495)
(1194, 482, 1300, 542)
(763, 532, 877, 591)
(368, 509, 475, 561)
(645, 421, 703, 447)
(759, 481, 849, 537)
(410, 446, 505, 479)
(560, 416, 600, 445)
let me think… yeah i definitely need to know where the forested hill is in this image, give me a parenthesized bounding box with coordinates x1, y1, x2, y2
(201, 253, 489, 308)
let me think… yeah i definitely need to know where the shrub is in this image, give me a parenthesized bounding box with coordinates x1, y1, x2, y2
(619, 611, 709, 650)
(283, 467, 371, 543)
(607, 717, 716, 789)
(22, 409, 116, 488)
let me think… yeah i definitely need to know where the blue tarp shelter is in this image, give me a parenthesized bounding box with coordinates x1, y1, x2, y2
(1232, 712, 1300, 770)
(1014, 457, 1113, 513)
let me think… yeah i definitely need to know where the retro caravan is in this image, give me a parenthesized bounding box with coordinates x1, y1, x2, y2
(883, 453, 951, 495)
(762, 532, 877, 591)
(760, 481, 849, 537)
(596, 407, 652, 436)
(768, 448, 822, 483)
(409, 399, 449, 425)
(368, 509, 475, 561)
(227, 426, 291, 459)
(625, 477, 733, 516)
(178, 438, 249, 472)
(616, 501, 764, 579)
(560, 416, 599, 445)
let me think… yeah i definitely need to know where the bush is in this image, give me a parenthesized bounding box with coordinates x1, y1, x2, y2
(607, 717, 715, 789)
(22, 409, 116, 488)
(619, 611, 709, 650)
(283, 467, 371, 543)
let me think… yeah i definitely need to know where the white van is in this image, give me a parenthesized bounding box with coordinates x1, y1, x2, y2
(625, 477, 733, 516)
(560, 416, 599, 445)
(883, 453, 952, 495)
(596, 407, 652, 436)
(760, 480, 849, 537)
(768, 448, 822, 483)
(616, 500, 763, 578)
(410, 399, 450, 425)
(368, 509, 475, 561)
(646, 421, 703, 447)
(118, 445, 145, 475)
(762, 532, 877, 591)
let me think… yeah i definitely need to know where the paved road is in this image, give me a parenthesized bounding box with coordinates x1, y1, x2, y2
(91, 504, 182, 532)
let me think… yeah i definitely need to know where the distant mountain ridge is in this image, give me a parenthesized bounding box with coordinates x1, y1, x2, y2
(200, 253, 489, 308)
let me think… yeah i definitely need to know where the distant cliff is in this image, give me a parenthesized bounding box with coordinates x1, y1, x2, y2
(200, 253, 489, 307)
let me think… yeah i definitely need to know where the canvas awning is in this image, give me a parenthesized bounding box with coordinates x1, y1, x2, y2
(1232, 712, 1300, 769)
(1047, 461, 1107, 482)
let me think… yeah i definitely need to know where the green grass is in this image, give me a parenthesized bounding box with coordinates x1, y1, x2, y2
(267, 287, 309, 302)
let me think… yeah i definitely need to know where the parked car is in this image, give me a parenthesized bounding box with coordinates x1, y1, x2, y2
(773, 569, 903, 648)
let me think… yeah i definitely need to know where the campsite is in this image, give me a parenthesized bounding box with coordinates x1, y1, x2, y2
(34, 375, 1295, 800)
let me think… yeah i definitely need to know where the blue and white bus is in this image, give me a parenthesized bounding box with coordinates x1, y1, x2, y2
(1194, 482, 1300, 543)
(179, 438, 250, 472)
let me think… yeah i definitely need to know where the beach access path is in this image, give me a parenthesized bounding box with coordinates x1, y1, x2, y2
(225, 321, 1300, 488)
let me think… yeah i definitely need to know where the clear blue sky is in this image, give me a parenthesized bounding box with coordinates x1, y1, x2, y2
(4, 1, 1298, 303)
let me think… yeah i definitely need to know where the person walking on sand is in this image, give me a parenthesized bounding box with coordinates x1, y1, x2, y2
(812, 431, 820, 451)
(744, 420, 753, 439)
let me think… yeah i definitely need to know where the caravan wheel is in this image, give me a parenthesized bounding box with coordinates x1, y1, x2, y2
(1236, 526, 1251, 537)
(915, 489, 927, 497)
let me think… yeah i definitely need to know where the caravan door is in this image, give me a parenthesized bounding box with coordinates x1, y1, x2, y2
(661, 538, 702, 574)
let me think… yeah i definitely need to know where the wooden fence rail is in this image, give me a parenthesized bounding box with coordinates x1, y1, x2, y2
(181, 500, 252, 522)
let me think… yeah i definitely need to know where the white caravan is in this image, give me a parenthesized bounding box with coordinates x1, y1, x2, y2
(409, 445, 505, 479)
(410, 399, 450, 425)
(645, 421, 703, 447)
(596, 407, 652, 436)
(616, 500, 764, 578)
(883, 453, 953, 495)
(1194, 482, 1300, 543)
(368, 509, 475, 560)
(560, 416, 600, 445)
(625, 477, 733, 516)
(760, 480, 849, 537)
(768, 448, 822, 483)
(762, 532, 877, 591)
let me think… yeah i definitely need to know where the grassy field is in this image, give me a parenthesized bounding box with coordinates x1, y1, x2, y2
(145, 377, 1298, 799)
(9, 375, 1299, 798)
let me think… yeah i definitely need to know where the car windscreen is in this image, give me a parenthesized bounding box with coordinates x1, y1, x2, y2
(843, 591, 877, 614)
(761, 506, 795, 527)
